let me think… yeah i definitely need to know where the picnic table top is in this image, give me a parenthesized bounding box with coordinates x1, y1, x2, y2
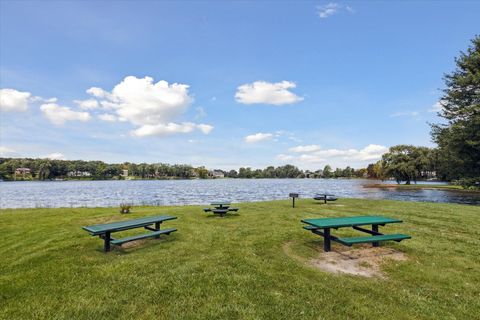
(210, 202, 231, 206)
(301, 215, 402, 229)
(83, 215, 177, 235)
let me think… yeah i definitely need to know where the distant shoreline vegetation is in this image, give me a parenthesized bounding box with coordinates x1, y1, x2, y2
(0, 158, 373, 181)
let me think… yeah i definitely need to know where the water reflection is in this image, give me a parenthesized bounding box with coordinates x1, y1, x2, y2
(0, 179, 479, 209)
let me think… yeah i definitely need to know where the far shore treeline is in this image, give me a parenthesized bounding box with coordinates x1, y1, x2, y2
(0, 158, 369, 181)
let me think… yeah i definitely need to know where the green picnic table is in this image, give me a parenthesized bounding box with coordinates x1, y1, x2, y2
(82, 215, 177, 252)
(302, 215, 411, 252)
(203, 202, 239, 217)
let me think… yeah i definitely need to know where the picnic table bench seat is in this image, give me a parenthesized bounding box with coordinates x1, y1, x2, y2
(110, 228, 177, 245)
(336, 233, 411, 246)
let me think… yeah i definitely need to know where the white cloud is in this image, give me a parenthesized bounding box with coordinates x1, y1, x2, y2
(0, 88, 31, 112)
(43, 152, 65, 160)
(244, 132, 274, 143)
(98, 113, 117, 122)
(317, 3, 354, 19)
(390, 111, 420, 118)
(131, 122, 213, 137)
(317, 3, 340, 18)
(195, 106, 207, 119)
(40, 103, 91, 125)
(0, 146, 17, 157)
(276, 154, 294, 161)
(281, 144, 388, 166)
(289, 144, 322, 153)
(429, 101, 444, 112)
(87, 76, 193, 125)
(196, 124, 214, 134)
(85, 76, 213, 137)
(74, 99, 99, 110)
(235, 81, 303, 105)
(31, 96, 57, 103)
(86, 87, 110, 99)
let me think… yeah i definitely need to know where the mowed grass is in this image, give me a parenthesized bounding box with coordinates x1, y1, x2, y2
(1, 199, 479, 320)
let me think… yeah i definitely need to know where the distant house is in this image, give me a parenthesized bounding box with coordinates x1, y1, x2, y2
(121, 169, 129, 177)
(15, 168, 31, 175)
(304, 170, 315, 178)
(67, 171, 92, 177)
(209, 170, 225, 178)
(14, 168, 31, 180)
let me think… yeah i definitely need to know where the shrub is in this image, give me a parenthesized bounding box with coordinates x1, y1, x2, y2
(119, 203, 133, 214)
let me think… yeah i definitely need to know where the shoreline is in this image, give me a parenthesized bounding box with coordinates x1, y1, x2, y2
(363, 183, 479, 192)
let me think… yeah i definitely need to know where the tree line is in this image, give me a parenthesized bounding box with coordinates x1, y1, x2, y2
(0, 158, 372, 181)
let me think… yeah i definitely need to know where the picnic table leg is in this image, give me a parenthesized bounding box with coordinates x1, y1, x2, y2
(324, 228, 331, 252)
(104, 232, 111, 252)
(154, 222, 161, 239)
(372, 225, 379, 247)
(324, 196, 327, 204)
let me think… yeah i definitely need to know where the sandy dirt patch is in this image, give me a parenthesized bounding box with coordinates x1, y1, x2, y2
(283, 242, 407, 278)
(309, 247, 407, 278)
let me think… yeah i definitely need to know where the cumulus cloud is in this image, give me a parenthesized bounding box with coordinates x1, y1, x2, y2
(317, 3, 354, 19)
(280, 144, 388, 165)
(43, 152, 66, 160)
(131, 122, 213, 137)
(276, 154, 294, 161)
(98, 113, 117, 122)
(40, 103, 91, 125)
(289, 144, 322, 153)
(390, 111, 420, 118)
(85, 76, 213, 137)
(74, 99, 99, 110)
(86, 87, 110, 99)
(87, 76, 193, 125)
(429, 101, 444, 112)
(235, 81, 303, 105)
(244, 132, 274, 143)
(0, 146, 17, 157)
(0, 88, 32, 112)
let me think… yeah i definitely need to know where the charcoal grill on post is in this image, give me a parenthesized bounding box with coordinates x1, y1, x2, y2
(289, 193, 299, 208)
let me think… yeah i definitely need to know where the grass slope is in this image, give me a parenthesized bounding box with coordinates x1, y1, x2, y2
(1, 199, 479, 320)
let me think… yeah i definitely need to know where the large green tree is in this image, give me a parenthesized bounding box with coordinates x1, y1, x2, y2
(431, 36, 480, 181)
(382, 145, 434, 184)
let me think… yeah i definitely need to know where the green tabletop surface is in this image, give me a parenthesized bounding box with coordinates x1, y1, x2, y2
(301, 215, 402, 229)
(83, 215, 177, 235)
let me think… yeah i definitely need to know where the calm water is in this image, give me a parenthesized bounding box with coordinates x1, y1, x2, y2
(1, 179, 479, 209)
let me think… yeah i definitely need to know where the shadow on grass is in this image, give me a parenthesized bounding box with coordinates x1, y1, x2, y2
(205, 213, 241, 219)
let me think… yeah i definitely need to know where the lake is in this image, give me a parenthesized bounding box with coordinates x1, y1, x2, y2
(1, 179, 479, 209)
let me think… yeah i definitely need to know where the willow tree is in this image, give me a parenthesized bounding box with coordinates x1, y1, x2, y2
(431, 36, 480, 182)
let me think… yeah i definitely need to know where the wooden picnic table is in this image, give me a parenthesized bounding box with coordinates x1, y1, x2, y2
(302, 215, 410, 252)
(82, 215, 177, 252)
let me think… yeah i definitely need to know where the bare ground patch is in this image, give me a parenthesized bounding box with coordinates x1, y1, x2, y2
(283, 242, 407, 278)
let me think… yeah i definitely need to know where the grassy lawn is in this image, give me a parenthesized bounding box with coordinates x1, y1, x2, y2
(1, 199, 479, 320)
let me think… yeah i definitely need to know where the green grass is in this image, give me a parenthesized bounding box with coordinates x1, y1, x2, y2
(1, 199, 479, 320)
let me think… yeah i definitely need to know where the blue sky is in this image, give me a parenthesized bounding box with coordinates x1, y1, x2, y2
(1, 1, 479, 170)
